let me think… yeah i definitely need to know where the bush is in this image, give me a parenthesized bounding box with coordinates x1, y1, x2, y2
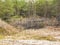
(15, 17, 45, 29)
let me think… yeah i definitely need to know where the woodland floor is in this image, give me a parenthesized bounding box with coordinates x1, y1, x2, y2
(0, 26, 60, 45)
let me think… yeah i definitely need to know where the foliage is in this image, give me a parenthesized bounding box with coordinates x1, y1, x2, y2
(0, 0, 60, 20)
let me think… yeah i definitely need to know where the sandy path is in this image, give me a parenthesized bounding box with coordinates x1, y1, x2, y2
(0, 40, 60, 45)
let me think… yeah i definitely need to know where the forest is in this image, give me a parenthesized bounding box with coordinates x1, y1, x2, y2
(0, 0, 60, 20)
(0, 0, 60, 29)
(0, 0, 60, 45)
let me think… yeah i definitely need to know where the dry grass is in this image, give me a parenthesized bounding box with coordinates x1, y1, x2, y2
(0, 24, 60, 41)
(4, 27, 60, 41)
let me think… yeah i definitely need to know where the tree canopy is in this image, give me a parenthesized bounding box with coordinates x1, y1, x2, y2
(0, 0, 60, 20)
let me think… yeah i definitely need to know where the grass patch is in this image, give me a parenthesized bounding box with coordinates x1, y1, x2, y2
(0, 28, 7, 39)
(0, 27, 8, 35)
(0, 35, 5, 39)
(32, 35, 57, 41)
(14, 31, 56, 41)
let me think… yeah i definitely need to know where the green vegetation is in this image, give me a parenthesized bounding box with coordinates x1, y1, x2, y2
(0, 0, 60, 27)
(0, 0, 60, 40)
(0, 0, 60, 21)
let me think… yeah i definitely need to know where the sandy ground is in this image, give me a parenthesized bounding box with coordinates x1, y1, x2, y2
(0, 26, 60, 45)
(0, 40, 60, 45)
